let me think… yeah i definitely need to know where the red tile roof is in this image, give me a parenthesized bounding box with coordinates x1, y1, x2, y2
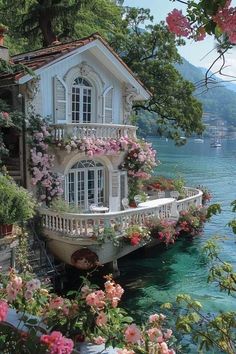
(0, 33, 151, 96)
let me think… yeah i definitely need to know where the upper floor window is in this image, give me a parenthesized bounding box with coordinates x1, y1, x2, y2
(72, 77, 93, 123)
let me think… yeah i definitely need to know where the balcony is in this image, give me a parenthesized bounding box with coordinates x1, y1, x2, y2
(39, 188, 203, 265)
(50, 123, 137, 141)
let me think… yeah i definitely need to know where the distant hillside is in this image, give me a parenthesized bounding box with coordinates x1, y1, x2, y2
(175, 58, 236, 124)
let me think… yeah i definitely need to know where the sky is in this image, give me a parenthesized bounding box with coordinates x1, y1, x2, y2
(123, 0, 236, 78)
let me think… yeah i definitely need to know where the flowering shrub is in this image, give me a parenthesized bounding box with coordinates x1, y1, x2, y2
(146, 218, 177, 245)
(196, 185, 212, 206)
(120, 139, 157, 180)
(176, 206, 208, 237)
(144, 176, 176, 192)
(125, 225, 150, 246)
(28, 116, 63, 204)
(55, 135, 157, 181)
(118, 313, 175, 354)
(0, 101, 24, 165)
(0, 270, 176, 354)
(166, 1, 236, 44)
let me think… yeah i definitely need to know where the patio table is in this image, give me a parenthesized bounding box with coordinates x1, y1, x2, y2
(90, 206, 109, 213)
(138, 198, 175, 208)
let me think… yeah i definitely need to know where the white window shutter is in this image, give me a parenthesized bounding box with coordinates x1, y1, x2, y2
(112, 170, 120, 197)
(53, 76, 67, 123)
(104, 87, 113, 123)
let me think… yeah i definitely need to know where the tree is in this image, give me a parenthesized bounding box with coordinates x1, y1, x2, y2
(0, 1, 204, 142)
(0, 0, 123, 50)
(115, 8, 203, 141)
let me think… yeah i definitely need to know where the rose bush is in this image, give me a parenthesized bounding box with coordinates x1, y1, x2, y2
(0, 270, 176, 354)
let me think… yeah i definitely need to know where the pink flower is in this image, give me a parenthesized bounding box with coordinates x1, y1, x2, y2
(166, 9, 191, 37)
(96, 311, 107, 326)
(160, 341, 169, 354)
(11, 276, 23, 291)
(26, 279, 41, 291)
(213, 1, 236, 44)
(0, 301, 8, 321)
(24, 290, 33, 300)
(93, 336, 106, 345)
(124, 324, 142, 344)
(40, 331, 74, 354)
(196, 27, 206, 41)
(6, 284, 18, 302)
(149, 313, 159, 323)
(147, 327, 162, 342)
(49, 297, 64, 310)
(116, 350, 135, 354)
(86, 290, 106, 309)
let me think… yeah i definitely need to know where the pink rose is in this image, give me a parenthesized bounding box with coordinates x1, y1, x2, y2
(0, 301, 8, 321)
(124, 324, 141, 344)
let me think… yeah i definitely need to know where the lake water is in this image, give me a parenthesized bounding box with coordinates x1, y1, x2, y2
(119, 138, 236, 320)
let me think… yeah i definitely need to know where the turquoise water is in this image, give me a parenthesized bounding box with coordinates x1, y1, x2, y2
(119, 138, 236, 318)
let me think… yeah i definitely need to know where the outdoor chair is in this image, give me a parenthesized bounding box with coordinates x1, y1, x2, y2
(134, 194, 142, 206)
(121, 198, 130, 210)
(170, 191, 180, 199)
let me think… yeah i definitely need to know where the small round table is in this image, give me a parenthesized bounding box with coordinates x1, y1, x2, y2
(91, 206, 109, 213)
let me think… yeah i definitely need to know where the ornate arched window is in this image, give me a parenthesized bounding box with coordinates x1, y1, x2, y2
(66, 160, 104, 210)
(71, 77, 93, 123)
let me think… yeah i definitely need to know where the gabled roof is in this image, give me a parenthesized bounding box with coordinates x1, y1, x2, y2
(0, 33, 151, 99)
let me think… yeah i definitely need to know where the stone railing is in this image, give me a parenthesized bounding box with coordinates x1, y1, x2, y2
(50, 123, 137, 141)
(176, 187, 203, 212)
(40, 199, 177, 239)
(39, 188, 202, 239)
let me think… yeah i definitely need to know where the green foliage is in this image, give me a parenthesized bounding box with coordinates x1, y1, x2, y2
(203, 238, 236, 295)
(0, 1, 204, 143)
(0, 175, 36, 224)
(174, 291, 236, 353)
(206, 203, 221, 219)
(50, 197, 80, 213)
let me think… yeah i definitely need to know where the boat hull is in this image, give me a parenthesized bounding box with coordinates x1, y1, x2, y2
(44, 230, 149, 269)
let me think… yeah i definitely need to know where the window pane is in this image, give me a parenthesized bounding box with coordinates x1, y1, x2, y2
(68, 173, 75, 204)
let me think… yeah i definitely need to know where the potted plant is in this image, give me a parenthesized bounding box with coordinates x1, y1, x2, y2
(0, 175, 36, 237)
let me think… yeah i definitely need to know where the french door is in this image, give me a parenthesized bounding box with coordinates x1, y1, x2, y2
(66, 160, 104, 210)
(71, 77, 93, 123)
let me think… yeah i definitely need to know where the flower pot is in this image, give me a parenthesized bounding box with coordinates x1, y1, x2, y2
(0, 224, 13, 238)
(76, 342, 116, 354)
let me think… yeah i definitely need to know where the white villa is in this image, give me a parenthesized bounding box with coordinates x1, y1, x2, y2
(0, 33, 202, 271)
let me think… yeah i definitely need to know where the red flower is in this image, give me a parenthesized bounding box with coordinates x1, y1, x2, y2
(130, 236, 141, 246)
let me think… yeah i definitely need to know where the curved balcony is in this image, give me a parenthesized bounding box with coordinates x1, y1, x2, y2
(40, 187, 202, 239)
(39, 187, 202, 265)
(50, 123, 137, 141)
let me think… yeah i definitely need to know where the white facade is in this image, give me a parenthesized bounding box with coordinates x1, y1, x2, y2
(20, 38, 150, 212)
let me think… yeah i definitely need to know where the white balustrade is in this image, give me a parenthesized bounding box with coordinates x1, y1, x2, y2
(50, 123, 137, 141)
(176, 187, 203, 211)
(39, 188, 203, 239)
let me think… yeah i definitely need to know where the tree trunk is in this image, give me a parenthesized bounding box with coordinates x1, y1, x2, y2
(39, 16, 57, 46)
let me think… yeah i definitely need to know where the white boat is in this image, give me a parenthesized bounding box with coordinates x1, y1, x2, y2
(194, 138, 204, 143)
(211, 139, 222, 148)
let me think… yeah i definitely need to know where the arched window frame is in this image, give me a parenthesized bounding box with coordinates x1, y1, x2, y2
(64, 63, 105, 123)
(71, 77, 94, 123)
(65, 159, 105, 210)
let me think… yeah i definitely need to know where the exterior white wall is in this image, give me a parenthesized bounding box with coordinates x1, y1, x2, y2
(35, 51, 123, 124)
